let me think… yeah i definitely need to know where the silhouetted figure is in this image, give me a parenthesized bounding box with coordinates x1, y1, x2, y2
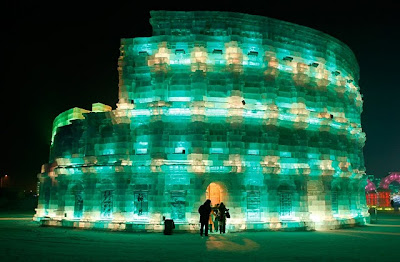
(218, 202, 228, 234)
(213, 204, 220, 232)
(198, 199, 212, 236)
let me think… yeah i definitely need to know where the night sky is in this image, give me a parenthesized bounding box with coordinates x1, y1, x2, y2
(3, 2, 399, 190)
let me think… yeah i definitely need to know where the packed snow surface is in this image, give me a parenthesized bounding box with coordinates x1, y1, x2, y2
(0, 211, 399, 261)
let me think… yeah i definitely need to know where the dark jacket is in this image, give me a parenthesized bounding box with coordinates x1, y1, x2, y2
(199, 202, 212, 223)
(218, 203, 227, 222)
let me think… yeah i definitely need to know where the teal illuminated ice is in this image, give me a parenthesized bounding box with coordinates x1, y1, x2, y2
(35, 11, 368, 231)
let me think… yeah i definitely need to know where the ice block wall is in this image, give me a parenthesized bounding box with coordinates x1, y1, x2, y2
(35, 11, 368, 231)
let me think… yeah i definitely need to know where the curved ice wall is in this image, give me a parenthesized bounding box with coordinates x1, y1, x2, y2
(35, 11, 368, 231)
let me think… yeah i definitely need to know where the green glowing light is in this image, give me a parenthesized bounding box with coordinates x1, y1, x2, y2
(36, 11, 368, 232)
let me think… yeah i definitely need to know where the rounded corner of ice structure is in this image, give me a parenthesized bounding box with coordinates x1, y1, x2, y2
(36, 11, 368, 233)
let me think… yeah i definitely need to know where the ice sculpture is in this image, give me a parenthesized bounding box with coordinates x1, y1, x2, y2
(34, 11, 368, 231)
(366, 172, 400, 209)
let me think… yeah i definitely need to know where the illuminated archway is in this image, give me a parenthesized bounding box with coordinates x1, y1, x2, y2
(379, 172, 400, 189)
(365, 179, 376, 192)
(373, 172, 400, 209)
(206, 183, 226, 206)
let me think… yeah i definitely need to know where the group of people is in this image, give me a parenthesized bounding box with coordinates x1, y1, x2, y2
(198, 199, 229, 236)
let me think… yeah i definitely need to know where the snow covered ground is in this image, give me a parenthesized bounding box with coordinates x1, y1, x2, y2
(0, 211, 399, 261)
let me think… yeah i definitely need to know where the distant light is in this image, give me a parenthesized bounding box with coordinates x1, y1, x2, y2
(4, 175, 7, 177)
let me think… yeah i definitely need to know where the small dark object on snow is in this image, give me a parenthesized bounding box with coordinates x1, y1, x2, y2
(164, 219, 175, 235)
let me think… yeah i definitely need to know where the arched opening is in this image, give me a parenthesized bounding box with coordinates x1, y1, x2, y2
(74, 192, 83, 219)
(71, 183, 84, 219)
(378, 172, 400, 208)
(206, 183, 225, 206)
(101, 190, 113, 219)
(98, 179, 115, 219)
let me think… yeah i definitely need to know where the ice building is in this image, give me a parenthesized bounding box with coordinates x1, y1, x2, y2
(34, 11, 368, 231)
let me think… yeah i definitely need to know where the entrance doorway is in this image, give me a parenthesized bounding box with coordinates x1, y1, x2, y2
(206, 183, 224, 206)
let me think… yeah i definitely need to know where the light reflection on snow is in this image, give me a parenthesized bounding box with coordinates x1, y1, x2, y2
(206, 236, 260, 251)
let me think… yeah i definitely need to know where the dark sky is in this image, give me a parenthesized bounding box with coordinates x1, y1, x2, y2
(3, 1, 400, 190)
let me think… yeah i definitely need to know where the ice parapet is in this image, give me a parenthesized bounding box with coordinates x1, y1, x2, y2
(35, 11, 368, 231)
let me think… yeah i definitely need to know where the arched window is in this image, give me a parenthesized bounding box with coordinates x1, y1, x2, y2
(331, 190, 339, 215)
(134, 191, 148, 216)
(278, 184, 293, 218)
(70, 183, 84, 219)
(101, 190, 113, 219)
(170, 190, 186, 221)
(247, 190, 261, 221)
(331, 181, 341, 215)
(74, 192, 83, 219)
(98, 179, 115, 219)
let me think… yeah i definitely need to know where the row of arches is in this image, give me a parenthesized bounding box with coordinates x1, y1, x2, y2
(37, 176, 366, 225)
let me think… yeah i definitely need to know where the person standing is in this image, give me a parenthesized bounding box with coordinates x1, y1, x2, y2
(198, 199, 212, 236)
(209, 207, 215, 233)
(213, 204, 220, 232)
(218, 202, 228, 234)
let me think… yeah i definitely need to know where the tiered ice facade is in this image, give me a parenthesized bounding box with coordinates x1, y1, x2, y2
(34, 11, 368, 231)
